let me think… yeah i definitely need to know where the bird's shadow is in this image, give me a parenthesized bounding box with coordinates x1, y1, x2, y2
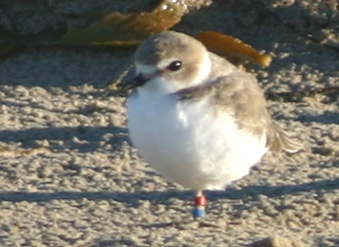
(297, 111, 339, 125)
(0, 125, 129, 153)
(0, 178, 337, 206)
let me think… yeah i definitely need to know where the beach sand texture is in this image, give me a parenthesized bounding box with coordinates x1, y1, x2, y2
(0, 1, 338, 246)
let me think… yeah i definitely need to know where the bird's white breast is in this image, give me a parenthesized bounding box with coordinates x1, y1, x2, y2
(127, 88, 268, 191)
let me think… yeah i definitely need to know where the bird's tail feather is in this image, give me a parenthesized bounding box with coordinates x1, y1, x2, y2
(269, 124, 303, 153)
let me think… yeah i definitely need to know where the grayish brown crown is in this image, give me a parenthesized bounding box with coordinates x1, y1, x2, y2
(135, 31, 206, 65)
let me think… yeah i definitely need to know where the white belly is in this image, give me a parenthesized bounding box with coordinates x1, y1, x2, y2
(127, 93, 267, 191)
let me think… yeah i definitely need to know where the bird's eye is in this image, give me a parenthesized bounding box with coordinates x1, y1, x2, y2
(167, 60, 182, 71)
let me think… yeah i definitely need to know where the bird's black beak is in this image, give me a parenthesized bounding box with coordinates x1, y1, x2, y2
(118, 74, 149, 91)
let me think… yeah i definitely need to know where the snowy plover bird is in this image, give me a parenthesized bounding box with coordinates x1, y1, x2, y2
(124, 31, 301, 217)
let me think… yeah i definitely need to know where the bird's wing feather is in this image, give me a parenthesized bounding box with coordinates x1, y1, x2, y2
(174, 70, 302, 153)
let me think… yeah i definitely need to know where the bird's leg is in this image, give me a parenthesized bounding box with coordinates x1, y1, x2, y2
(193, 190, 207, 218)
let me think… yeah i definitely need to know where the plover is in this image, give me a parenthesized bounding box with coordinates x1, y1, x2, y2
(123, 31, 301, 217)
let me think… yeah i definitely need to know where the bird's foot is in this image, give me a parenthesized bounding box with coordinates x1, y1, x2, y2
(193, 194, 207, 218)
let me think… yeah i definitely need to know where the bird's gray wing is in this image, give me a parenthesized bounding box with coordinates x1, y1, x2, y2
(174, 70, 302, 153)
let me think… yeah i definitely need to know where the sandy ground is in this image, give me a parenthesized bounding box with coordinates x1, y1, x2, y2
(0, 1, 338, 246)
